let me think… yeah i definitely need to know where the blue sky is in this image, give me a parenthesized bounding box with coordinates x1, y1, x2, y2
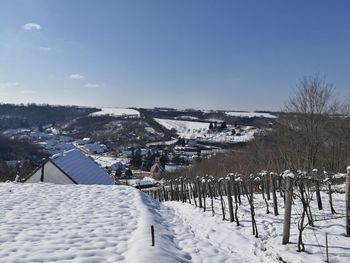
(0, 0, 349, 111)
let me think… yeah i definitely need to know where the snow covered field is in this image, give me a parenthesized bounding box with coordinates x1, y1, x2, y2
(154, 118, 257, 143)
(225, 111, 277, 119)
(1, 183, 348, 262)
(89, 108, 140, 118)
(89, 154, 128, 168)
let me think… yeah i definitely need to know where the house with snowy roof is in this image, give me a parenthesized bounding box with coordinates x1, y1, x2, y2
(25, 149, 113, 185)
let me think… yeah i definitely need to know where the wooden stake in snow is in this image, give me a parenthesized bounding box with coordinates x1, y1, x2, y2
(40, 158, 46, 182)
(346, 166, 350, 236)
(170, 180, 174, 201)
(271, 173, 279, 216)
(180, 177, 185, 202)
(226, 177, 234, 222)
(265, 173, 271, 200)
(313, 169, 323, 211)
(326, 232, 329, 263)
(282, 174, 293, 245)
(151, 225, 155, 246)
(197, 177, 203, 208)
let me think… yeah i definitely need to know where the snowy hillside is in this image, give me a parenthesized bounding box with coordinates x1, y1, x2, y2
(225, 111, 277, 118)
(154, 118, 257, 143)
(0, 183, 348, 262)
(89, 108, 140, 118)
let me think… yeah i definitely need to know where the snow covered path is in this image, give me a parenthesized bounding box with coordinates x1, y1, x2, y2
(160, 192, 350, 263)
(160, 202, 267, 263)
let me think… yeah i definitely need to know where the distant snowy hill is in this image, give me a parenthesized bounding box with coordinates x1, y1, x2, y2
(154, 118, 258, 143)
(225, 111, 277, 118)
(89, 108, 140, 118)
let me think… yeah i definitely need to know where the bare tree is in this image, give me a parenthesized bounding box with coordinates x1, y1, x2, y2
(284, 75, 338, 170)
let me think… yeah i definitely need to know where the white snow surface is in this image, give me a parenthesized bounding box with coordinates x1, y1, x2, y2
(0, 183, 188, 263)
(90, 154, 128, 168)
(89, 108, 140, 118)
(154, 118, 257, 142)
(225, 111, 277, 118)
(1, 183, 348, 263)
(128, 176, 158, 187)
(161, 188, 349, 263)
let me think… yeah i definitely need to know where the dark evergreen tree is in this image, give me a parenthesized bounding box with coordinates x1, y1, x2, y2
(160, 153, 169, 166)
(130, 149, 142, 169)
(124, 168, 133, 178)
(220, 121, 227, 130)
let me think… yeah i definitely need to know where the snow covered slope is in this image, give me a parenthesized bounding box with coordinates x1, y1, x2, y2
(0, 183, 188, 263)
(154, 118, 257, 143)
(225, 111, 277, 118)
(161, 190, 349, 263)
(3, 183, 346, 263)
(89, 108, 140, 118)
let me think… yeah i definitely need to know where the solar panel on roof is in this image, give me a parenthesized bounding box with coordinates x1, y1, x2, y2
(52, 149, 113, 185)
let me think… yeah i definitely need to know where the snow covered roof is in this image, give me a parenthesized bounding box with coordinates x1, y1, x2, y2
(51, 149, 113, 185)
(82, 143, 107, 154)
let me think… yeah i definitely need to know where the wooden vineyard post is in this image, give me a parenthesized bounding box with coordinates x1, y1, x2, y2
(233, 176, 238, 204)
(282, 175, 293, 244)
(162, 186, 167, 201)
(197, 177, 203, 208)
(236, 177, 242, 205)
(271, 172, 279, 216)
(226, 177, 234, 222)
(208, 179, 214, 216)
(186, 181, 191, 204)
(326, 232, 329, 262)
(190, 181, 197, 207)
(346, 166, 350, 236)
(180, 177, 185, 202)
(265, 172, 271, 200)
(202, 178, 207, 212)
(313, 169, 323, 210)
(249, 174, 254, 200)
(170, 180, 174, 201)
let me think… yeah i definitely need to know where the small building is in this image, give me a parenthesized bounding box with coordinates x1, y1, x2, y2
(81, 143, 108, 154)
(25, 149, 113, 185)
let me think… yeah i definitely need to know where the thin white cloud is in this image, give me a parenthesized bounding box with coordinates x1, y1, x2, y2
(70, 74, 85, 80)
(23, 23, 41, 31)
(20, 90, 36, 94)
(39, 47, 52, 51)
(84, 83, 100, 88)
(0, 82, 19, 89)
